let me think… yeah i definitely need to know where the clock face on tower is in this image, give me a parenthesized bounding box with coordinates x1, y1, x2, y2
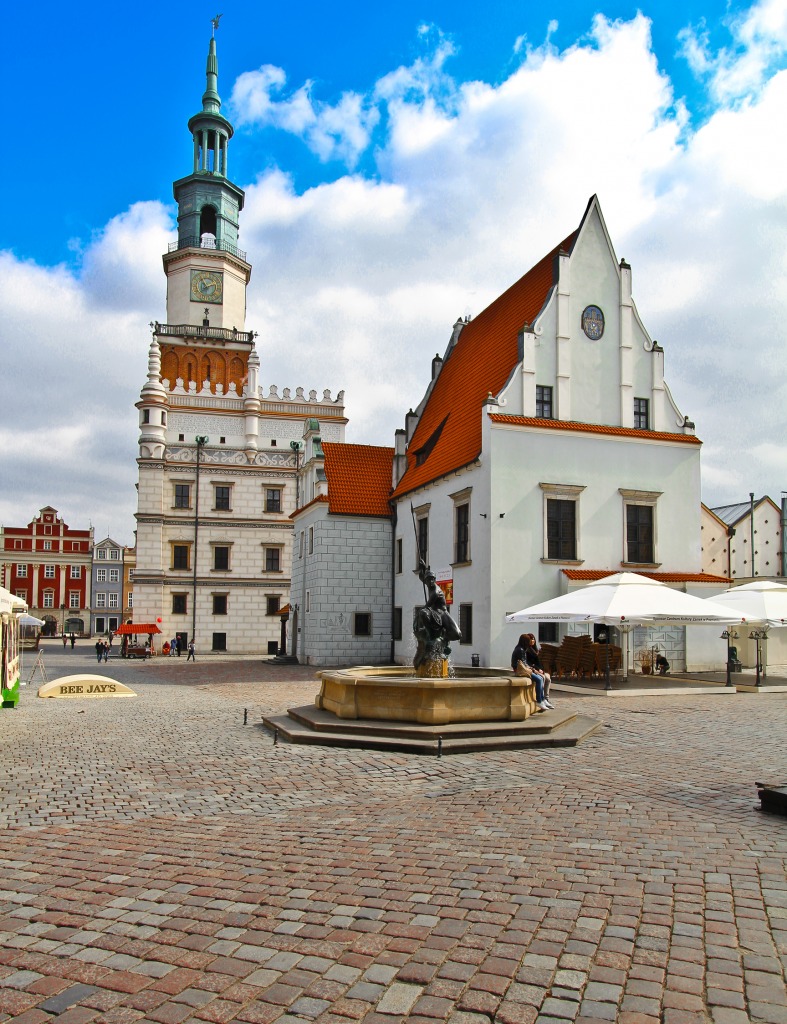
(190, 269, 224, 304)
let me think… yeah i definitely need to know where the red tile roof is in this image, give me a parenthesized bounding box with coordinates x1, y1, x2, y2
(489, 415, 702, 445)
(322, 442, 394, 517)
(563, 570, 730, 584)
(391, 233, 576, 499)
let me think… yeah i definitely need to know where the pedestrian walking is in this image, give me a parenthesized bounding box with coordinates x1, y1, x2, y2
(103, 640, 109, 662)
(70, 634, 76, 650)
(62, 635, 67, 649)
(95, 640, 103, 663)
(187, 640, 195, 662)
(176, 637, 182, 657)
(170, 636, 177, 657)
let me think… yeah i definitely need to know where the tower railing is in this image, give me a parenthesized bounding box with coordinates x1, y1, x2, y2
(168, 236, 247, 262)
(153, 322, 255, 344)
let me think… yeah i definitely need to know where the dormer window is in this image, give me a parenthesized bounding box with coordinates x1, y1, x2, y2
(414, 416, 448, 468)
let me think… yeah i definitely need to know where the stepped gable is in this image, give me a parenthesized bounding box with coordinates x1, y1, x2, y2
(322, 442, 394, 517)
(392, 232, 576, 499)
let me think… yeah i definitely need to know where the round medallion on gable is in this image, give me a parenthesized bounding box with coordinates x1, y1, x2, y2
(581, 305, 605, 340)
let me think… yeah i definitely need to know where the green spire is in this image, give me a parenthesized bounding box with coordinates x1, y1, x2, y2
(202, 37, 221, 115)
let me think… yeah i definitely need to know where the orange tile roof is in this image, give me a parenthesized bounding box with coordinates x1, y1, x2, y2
(563, 569, 730, 584)
(489, 415, 702, 445)
(322, 442, 394, 517)
(391, 233, 576, 499)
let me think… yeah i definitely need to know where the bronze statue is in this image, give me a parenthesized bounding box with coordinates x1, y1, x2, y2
(413, 560, 462, 675)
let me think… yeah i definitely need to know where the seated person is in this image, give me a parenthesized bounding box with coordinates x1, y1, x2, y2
(655, 654, 670, 675)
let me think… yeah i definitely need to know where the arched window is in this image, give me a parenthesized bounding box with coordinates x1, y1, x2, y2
(200, 205, 217, 247)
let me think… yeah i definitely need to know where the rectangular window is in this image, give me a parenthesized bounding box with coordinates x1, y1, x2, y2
(128, 593, 133, 608)
(212, 632, 227, 651)
(109, 568, 119, 582)
(536, 385, 553, 418)
(396, 538, 403, 574)
(213, 546, 230, 571)
(539, 622, 559, 643)
(626, 505, 654, 563)
(175, 484, 191, 509)
(393, 607, 402, 641)
(172, 593, 187, 615)
(16, 564, 27, 577)
(69, 591, 80, 609)
(455, 503, 470, 563)
(14, 540, 22, 549)
(308, 527, 314, 554)
(172, 545, 190, 570)
(70, 565, 81, 579)
(299, 532, 304, 558)
(634, 397, 649, 430)
(459, 604, 473, 645)
(95, 617, 105, 633)
(266, 595, 280, 616)
(95, 593, 106, 608)
(212, 594, 228, 615)
(44, 565, 55, 578)
(266, 488, 282, 513)
(109, 617, 119, 632)
(305, 590, 311, 612)
(547, 499, 577, 560)
(43, 541, 52, 551)
(43, 591, 54, 608)
(354, 612, 371, 636)
(109, 549, 119, 560)
(214, 485, 231, 511)
(417, 516, 428, 567)
(96, 568, 106, 582)
(265, 548, 281, 572)
(96, 549, 105, 559)
(108, 593, 119, 609)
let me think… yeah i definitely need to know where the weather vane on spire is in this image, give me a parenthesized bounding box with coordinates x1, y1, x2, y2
(211, 13, 223, 36)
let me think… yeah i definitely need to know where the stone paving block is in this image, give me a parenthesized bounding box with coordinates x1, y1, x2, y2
(39, 983, 97, 1014)
(375, 982, 423, 1014)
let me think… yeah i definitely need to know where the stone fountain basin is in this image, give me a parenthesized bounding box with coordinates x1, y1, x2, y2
(316, 666, 538, 725)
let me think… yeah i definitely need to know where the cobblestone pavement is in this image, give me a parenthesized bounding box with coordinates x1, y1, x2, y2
(1, 642, 786, 1024)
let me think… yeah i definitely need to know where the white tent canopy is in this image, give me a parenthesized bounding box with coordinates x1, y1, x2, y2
(506, 572, 742, 626)
(702, 580, 787, 628)
(19, 613, 46, 627)
(506, 572, 743, 679)
(0, 586, 27, 617)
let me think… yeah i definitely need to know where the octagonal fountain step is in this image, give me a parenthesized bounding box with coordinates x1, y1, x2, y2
(261, 705, 603, 755)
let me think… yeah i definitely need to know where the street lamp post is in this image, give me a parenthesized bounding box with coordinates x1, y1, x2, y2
(749, 628, 767, 687)
(192, 436, 209, 645)
(720, 628, 739, 688)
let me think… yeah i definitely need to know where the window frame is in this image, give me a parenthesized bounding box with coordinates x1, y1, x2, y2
(212, 594, 228, 616)
(213, 484, 232, 511)
(265, 547, 282, 573)
(459, 604, 473, 645)
(620, 489, 661, 567)
(172, 593, 188, 615)
(413, 502, 431, 568)
(212, 544, 231, 572)
(171, 543, 191, 571)
(44, 564, 56, 579)
(634, 397, 650, 430)
(95, 593, 106, 608)
(451, 488, 472, 565)
(266, 595, 281, 616)
(70, 565, 81, 579)
(265, 487, 282, 513)
(540, 483, 585, 564)
(174, 483, 191, 509)
(536, 384, 553, 419)
(16, 564, 27, 577)
(354, 612, 372, 637)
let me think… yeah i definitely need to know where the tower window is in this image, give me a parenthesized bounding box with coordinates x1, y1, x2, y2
(200, 205, 218, 238)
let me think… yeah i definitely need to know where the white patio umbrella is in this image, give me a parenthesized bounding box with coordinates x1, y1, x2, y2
(703, 580, 787, 683)
(703, 580, 787, 628)
(506, 572, 743, 679)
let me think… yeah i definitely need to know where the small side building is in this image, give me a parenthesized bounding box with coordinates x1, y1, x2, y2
(291, 439, 394, 667)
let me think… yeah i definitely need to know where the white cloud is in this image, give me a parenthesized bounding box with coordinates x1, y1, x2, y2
(4, 3, 787, 541)
(678, 0, 787, 102)
(230, 64, 378, 165)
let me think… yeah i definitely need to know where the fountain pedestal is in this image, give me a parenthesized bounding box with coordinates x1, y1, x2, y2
(315, 666, 537, 725)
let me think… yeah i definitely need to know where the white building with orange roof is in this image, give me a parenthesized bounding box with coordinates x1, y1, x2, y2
(390, 195, 729, 672)
(291, 438, 394, 666)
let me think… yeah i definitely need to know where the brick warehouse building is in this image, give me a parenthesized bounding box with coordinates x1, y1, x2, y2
(0, 506, 93, 635)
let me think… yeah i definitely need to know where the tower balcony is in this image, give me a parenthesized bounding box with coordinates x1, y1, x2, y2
(153, 322, 255, 344)
(168, 235, 247, 263)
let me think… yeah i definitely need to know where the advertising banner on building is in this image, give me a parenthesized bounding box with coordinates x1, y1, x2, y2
(434, 567, 453, 605)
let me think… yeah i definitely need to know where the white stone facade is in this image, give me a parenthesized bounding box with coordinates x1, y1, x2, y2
(291, 502, 393, 667)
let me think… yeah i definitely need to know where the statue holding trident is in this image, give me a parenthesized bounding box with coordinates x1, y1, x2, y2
(410, 505, 462, 676)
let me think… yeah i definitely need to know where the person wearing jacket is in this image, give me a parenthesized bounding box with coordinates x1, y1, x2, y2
(511, 633, 548, 710)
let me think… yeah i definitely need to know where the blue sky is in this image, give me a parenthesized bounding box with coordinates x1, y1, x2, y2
(2, 0, 787, 543)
